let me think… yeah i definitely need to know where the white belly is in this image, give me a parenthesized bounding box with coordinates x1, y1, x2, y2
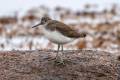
(43, 29, 75, 44)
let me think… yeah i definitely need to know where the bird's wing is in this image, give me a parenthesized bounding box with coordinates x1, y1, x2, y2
(46, 20, 81, 38)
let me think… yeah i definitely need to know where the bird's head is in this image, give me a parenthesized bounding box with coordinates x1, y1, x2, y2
(32, 16, 51, 28)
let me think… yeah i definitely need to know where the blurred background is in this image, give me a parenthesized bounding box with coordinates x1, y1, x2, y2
(0, 0, 120, 52)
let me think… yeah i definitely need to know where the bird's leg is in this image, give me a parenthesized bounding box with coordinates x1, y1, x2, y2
(48, 44, 60, 61)
(61, 45, 64, 54)
(55, 44, 64, 64)
(60, 44, 64, 62)
(56, 44, 60, 59)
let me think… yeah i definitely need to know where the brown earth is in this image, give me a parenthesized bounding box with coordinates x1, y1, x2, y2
(0, 50, 119, 80)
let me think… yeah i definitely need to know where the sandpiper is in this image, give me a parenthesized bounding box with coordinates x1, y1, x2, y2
(32, 16, 86, 61)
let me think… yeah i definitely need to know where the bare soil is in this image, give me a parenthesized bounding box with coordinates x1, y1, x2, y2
(0, 50, 118, 80)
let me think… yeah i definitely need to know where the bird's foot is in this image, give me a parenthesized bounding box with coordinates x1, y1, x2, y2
(54, 56, 65, 65)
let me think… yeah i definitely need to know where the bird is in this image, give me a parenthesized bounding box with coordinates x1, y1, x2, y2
(32, 16, 86, 62)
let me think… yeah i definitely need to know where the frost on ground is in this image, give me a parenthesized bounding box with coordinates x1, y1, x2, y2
(0, 50, 118, 80)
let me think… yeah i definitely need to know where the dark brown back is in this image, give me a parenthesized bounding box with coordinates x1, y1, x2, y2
(46, 20, 86, 38)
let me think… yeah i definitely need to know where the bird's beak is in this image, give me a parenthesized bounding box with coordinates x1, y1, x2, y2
(32, 22, 42, 28)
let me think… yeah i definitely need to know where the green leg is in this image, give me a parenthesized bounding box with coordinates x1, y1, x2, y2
(56, 44, 60, 58)
(61, 45, 64, 54)
(55, 44, 65, 65)
(60, 44, 64, 62)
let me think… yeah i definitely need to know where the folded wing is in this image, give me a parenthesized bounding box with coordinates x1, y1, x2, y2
(46, 20, 86, 38)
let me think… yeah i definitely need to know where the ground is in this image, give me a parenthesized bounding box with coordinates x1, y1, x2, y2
(0, 50, 118, 80)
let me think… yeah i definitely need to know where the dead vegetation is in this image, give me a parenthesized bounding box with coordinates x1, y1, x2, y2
(0, 5, 119, 50)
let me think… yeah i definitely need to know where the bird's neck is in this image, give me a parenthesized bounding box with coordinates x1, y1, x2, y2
(42, 20, 54, 31)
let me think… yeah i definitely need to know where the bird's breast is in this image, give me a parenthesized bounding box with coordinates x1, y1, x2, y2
(42, 28, 75, 44)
